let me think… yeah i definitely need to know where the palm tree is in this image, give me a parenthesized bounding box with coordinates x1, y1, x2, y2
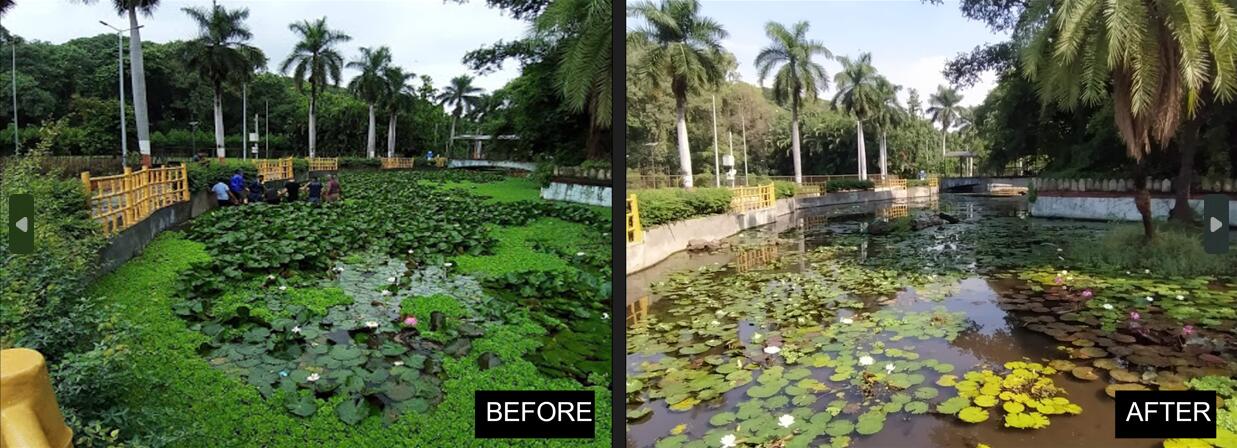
(0, 0, 14, 17)
(872, 78, 905, 179)
(80, 0, 160, 167)
(182, 2, 265, 161)
(628, 0, 727, 188)
(280, 17, 350, 158)
(832, 53, 882, 180)
(435, 75, 483, 159)
(534, 0, 611, 160)
(1020, 0, 1237, 237)
(347, 46, 391, 158)
(926, 85, 964, 157)
(380, 66, 415, 158)
(754, 21, 831, 184)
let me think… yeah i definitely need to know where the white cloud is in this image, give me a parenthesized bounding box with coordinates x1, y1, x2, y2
(882, 55, 995, 108)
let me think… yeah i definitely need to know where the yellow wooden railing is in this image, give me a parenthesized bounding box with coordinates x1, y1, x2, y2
(735, 245, 779, 272)
(307, 157, 338, 172)
(255, 157, 294, 181)
(877, 205, 909, 220)
(928, 177, 940, 190)
(434, 156, 448, 168)
(875, 177, 907, 190)
(730, 183, 776, 212)
(627, 296, 650, 327)
(81, 164, 189, 234)
(796, 184, 822, 196)
(381, 157, 415, 170)
(626, 194, 643, 244)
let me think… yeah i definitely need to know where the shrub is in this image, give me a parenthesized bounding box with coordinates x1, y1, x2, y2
(772, 181, 798, 199)
(635, 188, 733, 227)
(339, 157, 381, 169)
(186, 159, 258, 192)
(907, 179, 930, 188)
(1066, 223, 1237, 277)
(826, 179, 875, 192)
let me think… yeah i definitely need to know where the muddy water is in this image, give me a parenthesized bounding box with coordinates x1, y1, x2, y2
(626, 195, 1162, 448)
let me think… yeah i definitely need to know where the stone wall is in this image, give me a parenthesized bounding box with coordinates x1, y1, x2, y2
(1030, 177, 1237, 193)
(540, 182, 611, 207)
(1030, 195, 1237, 225)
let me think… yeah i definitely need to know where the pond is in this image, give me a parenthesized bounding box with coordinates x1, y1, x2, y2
(625, 195, 1237, 448)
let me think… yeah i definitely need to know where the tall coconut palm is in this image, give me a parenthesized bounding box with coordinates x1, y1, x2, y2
(754, 21, 832, 184)
(80, 0, 160, 167)
(872, 78, 905, 179)
(381, 66, 415, 158)
(0, 0, 13, 17)
(629, 0, 727, 188)
(182, 2, 265, 161)
(435, 75, 483, 158)
(926, 85, 964, 157)
(347, 46, 391, 158)
(832, 53, 883, 180)
(535, 0, 611, 160)
(1020, 0, 1237, 237)
(280, 17, 350, 158)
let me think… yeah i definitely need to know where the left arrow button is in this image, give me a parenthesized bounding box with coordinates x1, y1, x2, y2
(9, 194, 34, 254)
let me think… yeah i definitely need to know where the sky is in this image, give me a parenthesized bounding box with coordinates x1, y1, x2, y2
(684, 0, 1008, 107)
(3, 0, 530, 93)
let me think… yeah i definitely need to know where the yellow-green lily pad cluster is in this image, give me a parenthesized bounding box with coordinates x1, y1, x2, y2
(942, 361, 1081, 429)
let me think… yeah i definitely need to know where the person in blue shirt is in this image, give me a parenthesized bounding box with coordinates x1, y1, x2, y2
(306, 176, 323, 204)
(247, 176, 266, 204)
(212, 178, 237, 207)
(229, 170, 246, 202)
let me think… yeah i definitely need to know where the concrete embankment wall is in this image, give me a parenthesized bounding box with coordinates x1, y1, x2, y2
(1030, 194, 1237, 226)
(541, 182, 611, 207)
(625, 186, 936, 274)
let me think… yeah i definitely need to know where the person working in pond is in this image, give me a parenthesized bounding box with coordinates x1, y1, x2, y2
(325, 175, 342, 203)
(284, 178, 300, 202)
(247, 176, 265, 204)
(212, 178, 237, 207)
(264, 182, 282, 204)
(230, 170, 247, 203)
(306, 176, 323, 204)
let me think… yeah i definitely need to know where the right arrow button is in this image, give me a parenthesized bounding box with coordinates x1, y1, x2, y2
(1202, 194, 1229, 254)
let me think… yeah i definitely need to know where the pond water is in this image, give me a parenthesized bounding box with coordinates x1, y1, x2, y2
(625, 195, 1236, 448)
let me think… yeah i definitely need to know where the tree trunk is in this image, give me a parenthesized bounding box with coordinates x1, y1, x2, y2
(856, 120, 868, 180)
(879, 126, 888, 178)
(791, 98, 803, 184)
(128, 8, 152, 168)
(1170, 116, 1202, 223)
(448, 115, 457, 159)
(675, 92, 693, 188)
(213, 87, 225, 160)
(1134, 164, 1155, 240)
(387, 113, 396, 158)
(367, 103, 376, 158)
(585, 121, 605, 161)
(308, 92, 317, 158)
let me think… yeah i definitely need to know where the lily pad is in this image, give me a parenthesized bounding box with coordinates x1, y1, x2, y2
(1104, 383, 1149, 398)
(825, 419, 854, 437)
(958, 406, 990, 423)
(1004, 411, 1051, 429)
(1071, 366, 1099, 381)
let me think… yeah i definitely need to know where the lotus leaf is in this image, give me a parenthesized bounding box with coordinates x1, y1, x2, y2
(958, 406, 990, 423)
(1004, 412, 1051, 429)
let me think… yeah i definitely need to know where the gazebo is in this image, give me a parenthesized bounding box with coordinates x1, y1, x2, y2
(451, 134, 519, 160)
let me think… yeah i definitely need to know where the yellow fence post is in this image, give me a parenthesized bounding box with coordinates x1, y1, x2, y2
(626, 194, 643, 244)
(181, 164, 190, 202)
(0, 348, 73, 448)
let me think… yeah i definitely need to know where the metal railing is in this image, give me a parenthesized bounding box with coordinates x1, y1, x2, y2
(81, 164, 189, 234)
(730, 183, 776, 213)
(307, 157, 338, 172)
(255, 157, 294, 182)
(628, 173, 893, 190)
(626, 194, 643, 244)
(380, 157, 415, 170)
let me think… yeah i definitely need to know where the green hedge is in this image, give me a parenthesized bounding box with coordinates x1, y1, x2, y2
(825, 179, 875, 192)
(635, 188, 733, 227)
(772, 181, 798, 199)
(339, 157, 381, 169)
(186, 160, 258, 192)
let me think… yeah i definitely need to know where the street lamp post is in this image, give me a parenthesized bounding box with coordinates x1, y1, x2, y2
(100, 21, 142, 168)
(11, 35, 17, 155)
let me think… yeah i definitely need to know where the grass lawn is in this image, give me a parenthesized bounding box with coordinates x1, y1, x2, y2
(90, 173, 611, 447)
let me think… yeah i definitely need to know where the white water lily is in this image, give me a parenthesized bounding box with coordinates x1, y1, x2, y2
(710, 320, 720, 326)
(1145, 296, 1154, 302)
(307, 373, 320, 382)
(445, 262, 454, 267)
(752, 333, 762, 341)
(1066, 276, 1074, 281)
(840, 317, 854, 325)
(335, 266, 344, 272)
(576, 251, 586, 257)
(885, 363, 896, 374)
(387, 277, 397, 283)
(365, 321, 379, 328)
(763, 345, 781, 355)
(1060, 270, 1068, 276)
(778, 414, 794, 428)
(267, 274, 276, 280)
(1176, 295, 1185, 300)
(1144, 269, 1151, 274)
(278, 286, 287, 291)
(859, 355, 875, 366)
(381, 290, 392, 296)
(1057, 248, 1063, 252)
(720, 434, 737, 448)
(715, 309, 726, 316)
(407, 249, 414, 254)
(1102, 303, 1114, 310)
(291, 326, 301, 334)
(602, 312, 610, 320)
(393, 361, 404, 366)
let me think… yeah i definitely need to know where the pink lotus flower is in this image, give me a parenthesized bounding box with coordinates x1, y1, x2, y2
(1054, 276, 1064, 285)
(403, 316, 418, 327)
(1081, 289, 1093, 298)
(1182, 325, 1195, 336)
(1129, 311, 1140, 320)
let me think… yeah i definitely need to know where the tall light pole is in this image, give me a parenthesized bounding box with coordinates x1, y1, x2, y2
(264, 100, 269, 158)
(711, 95, 719, 187)
(242, 83, 248, 159)
(100, 21, 141, 168)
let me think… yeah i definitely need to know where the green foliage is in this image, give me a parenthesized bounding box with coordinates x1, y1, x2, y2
(187, 159, 259, 192)
(1065, 223, 1237, 277)
(339, 157, 382, 169)
(825, 179, 875, 192)
(772, 180, 799, 199)
(634, 187, 734, 227)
